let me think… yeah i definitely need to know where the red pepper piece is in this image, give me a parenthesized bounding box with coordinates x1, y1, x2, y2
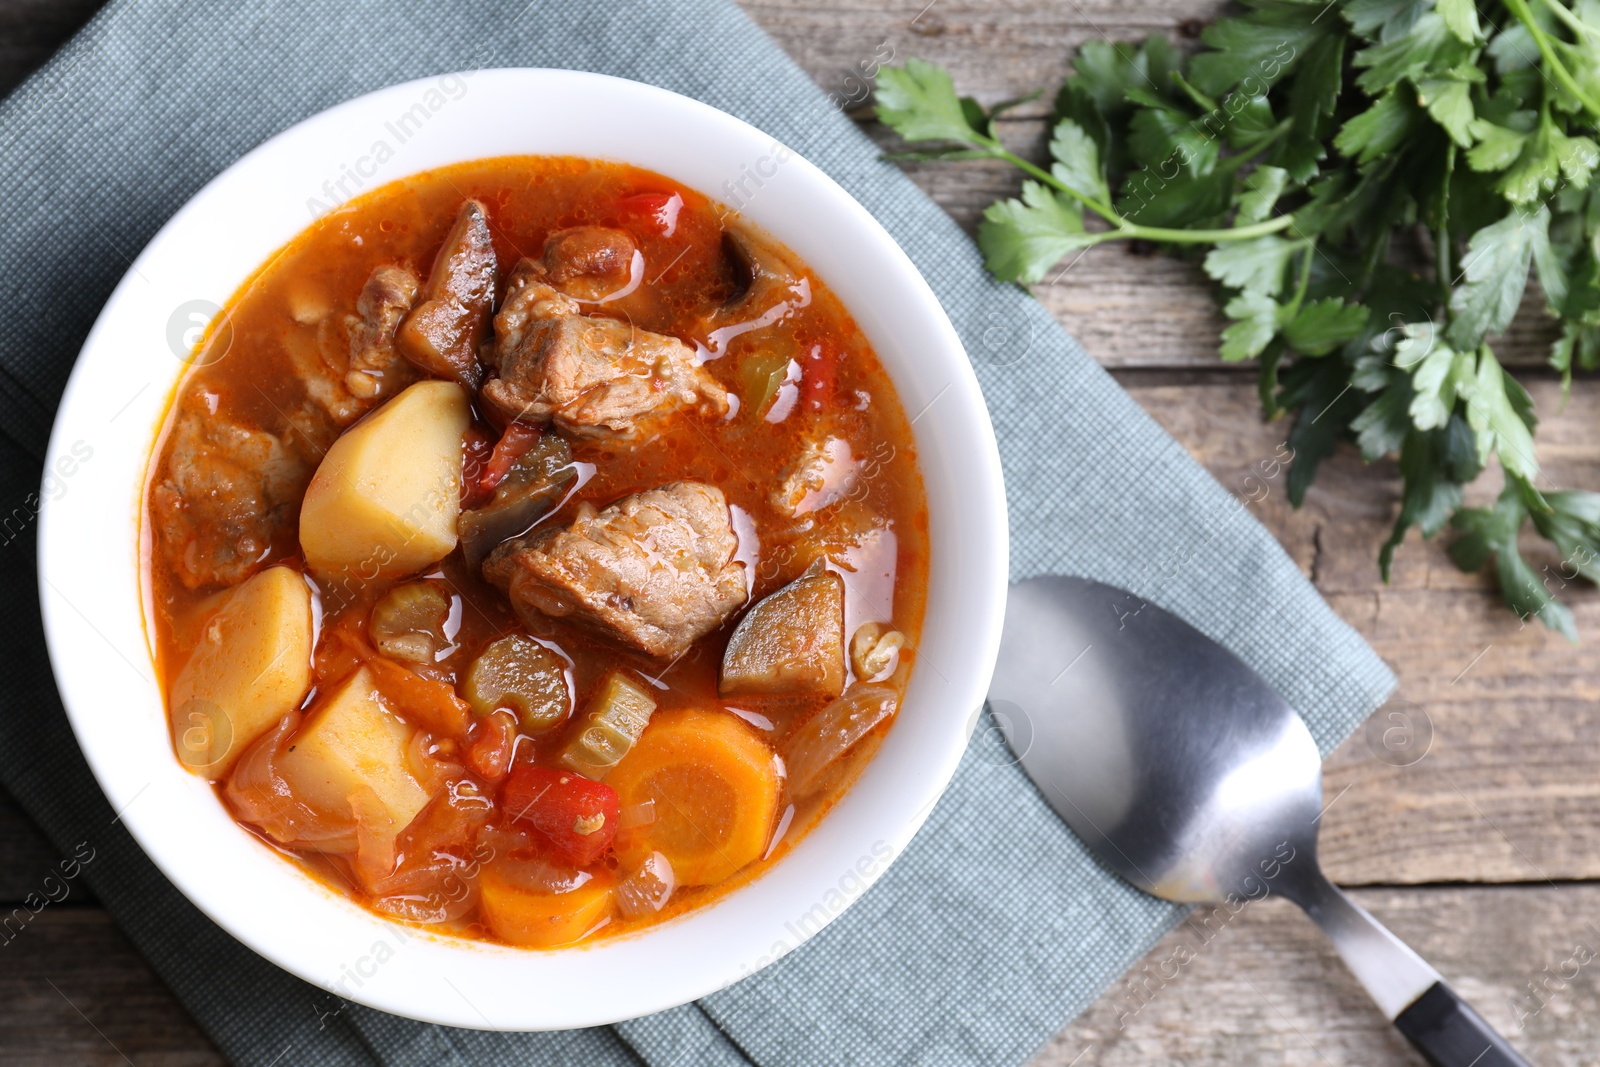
(501, 763, 620, 866)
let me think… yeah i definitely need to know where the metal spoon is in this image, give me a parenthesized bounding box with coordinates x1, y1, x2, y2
(988, 576, 1529, 1067)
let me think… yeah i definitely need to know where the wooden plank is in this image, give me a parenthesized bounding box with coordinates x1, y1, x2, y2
(1032, 884, 1600, 1066)
(1122, 376, 1600, 883)
(0, 908, 223, 1066)
(741, 0, 1225, 120)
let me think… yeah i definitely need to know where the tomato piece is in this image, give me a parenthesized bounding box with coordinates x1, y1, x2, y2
(465, 709, 517, 782)
(618, 191, 684, 237)
(501, 764, 620, 866)
(313, 613, 373, 688)
(479, 421, 542, 495)
(461, 425, 495, 509)
(366, 656, 474, 741)
(801, 342, 838, 412)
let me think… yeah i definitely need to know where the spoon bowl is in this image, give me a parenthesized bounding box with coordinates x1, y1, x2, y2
(989, 575, 1529, 1067)
(989, 575, 1322, 905)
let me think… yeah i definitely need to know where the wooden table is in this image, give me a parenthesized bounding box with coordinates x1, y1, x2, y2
(3, 1, 1596, 1063)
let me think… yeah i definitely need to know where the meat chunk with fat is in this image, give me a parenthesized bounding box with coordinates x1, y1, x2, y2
(490, 259, 581, 370)
(344, 265, 421, 400)
(539, 226, 639, 302)
(483, 482, 749, 659)
(396, 200, 496, 387)
(151, 386, 309, 589)
(282, 320, 367, 429)
(482, 314, 729, 439)
(481, 230, 728, 439)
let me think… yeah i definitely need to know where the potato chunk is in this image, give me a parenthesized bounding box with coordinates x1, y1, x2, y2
(719, 566, 844, 698)
(169, 565, 313, 779)
(277, 666, 432, 835)
(298, 380, 470, 578)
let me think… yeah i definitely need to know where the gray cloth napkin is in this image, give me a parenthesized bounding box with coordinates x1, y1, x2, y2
(0, 0, 1396, 1064)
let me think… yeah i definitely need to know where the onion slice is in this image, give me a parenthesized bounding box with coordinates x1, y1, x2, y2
(616, 852, 676, 918)
(783, 684, 898, 798)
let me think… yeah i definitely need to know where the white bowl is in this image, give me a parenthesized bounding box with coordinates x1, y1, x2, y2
(38, 69, 1007, 1030)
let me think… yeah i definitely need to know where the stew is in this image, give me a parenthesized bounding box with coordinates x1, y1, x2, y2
(145, 156, 928, 948)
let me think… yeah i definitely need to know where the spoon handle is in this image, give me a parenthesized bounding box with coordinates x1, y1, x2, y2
(1394, 981, 1531, 1067)
(1293, 872, 1530, 1067)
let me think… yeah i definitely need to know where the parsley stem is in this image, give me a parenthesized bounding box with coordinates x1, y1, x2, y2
(1535, 0, 1600, 42)
(1436, 142, 1455, 315)
(1507, 0, 1600, 123)
(1119, 216, 1296, 243)
(977, 138, 1297, 243)
(1284, 241, 1316, 321)
(980, 140, 1122, 224)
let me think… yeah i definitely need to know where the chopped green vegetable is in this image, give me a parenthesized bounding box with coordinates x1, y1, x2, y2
(559, 671, 657, 779)
(738, 346, 796, 421)
(463, 634, 572, 734)
(876, 0, 1600, 635)
(370, 582, 451, 664)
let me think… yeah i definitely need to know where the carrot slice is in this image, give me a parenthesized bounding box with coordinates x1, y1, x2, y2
(605, 708, 779, 886)
(478, 863, 615, 948)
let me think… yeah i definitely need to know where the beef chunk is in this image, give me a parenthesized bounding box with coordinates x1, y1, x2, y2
(773, 435, 861, 517)
(490, 259, 581, 369)
(282, 319, 367, 428)
(484, 482, 749, 659)
(344, 265, 421, 400)
(539, 226, 639, 302)
(397, 200, 496, 387)
(151, 386, 308, 589)
(481, 315, 729, 439)
(481, 232, 728, 438)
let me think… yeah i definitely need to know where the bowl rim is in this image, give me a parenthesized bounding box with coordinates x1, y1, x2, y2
(37, 67, 1008, 1030)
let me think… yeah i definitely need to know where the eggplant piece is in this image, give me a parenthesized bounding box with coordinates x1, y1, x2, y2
(396, 200, 497, 388)
(719, 562, 845, 698)
(718, 227, 799, 316)
(459, 432, 577, 568)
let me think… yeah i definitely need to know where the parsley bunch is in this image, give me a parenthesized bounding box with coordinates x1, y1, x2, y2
(875, 0, 1600, 638)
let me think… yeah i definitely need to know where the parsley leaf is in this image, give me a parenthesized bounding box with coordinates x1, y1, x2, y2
(873, 59, 981, 143)
(1448, 206, 1548, 350)
(1451, 487, 1577, 641)
(1380, 423, 1470, 578)
(1284, 297, 1369, 354)
(1438, 0, 1483, 42)
(1236, 165, 1290, 222)
(1219, 289, 1282, 361)
(1189, 10, 1321, 99)
(1204, 235, 1300, 295)
(1335, 89, 1421, 165)
(977, 181, 1096, 284)
(1049, 119, 1112, 207)
(1464, 345, 1541, 481)
(1353, 380, 1416, 460)
(1418, 76, 1478, 146)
